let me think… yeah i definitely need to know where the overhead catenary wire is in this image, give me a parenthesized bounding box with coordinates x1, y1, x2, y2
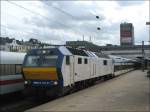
(6, 0, 67, 28)
(1, 25, 67, 46)
(43, 2, 79, 20)
(1, 25, 52, 44)
(6, 0, 84, 36)
(44, 2, 102, 41)
(1, 25, 38, 40)
(4, 0, 102, 43)
(1, 24, 42, 37)
(43, 0, 101, 20)
(1, 8, 60, 44)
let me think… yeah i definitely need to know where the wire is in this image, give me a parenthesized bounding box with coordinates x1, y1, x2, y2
(5, 0, 102, 42)
(6, 0, 68, 28)
(1, 25, 67, 46)
(44, 3, 79, 20)
(44, 2, 102, 31)
(6, 0, 86, 37)
(1, 24, 42, 38)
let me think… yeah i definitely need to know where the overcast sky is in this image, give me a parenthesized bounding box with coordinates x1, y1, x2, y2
(1, 0, 149, 45)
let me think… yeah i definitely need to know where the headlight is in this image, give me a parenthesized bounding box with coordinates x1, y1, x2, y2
(24, 81, 28, 84)
(54, 81, 58, 85)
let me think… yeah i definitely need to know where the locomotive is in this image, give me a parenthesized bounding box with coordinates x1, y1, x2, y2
(22, 46, 134, 96)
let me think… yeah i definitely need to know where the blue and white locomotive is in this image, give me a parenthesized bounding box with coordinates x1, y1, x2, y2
(22, 46, 114, 96)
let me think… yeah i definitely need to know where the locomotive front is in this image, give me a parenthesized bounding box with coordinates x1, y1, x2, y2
(22, 48, 64, 95)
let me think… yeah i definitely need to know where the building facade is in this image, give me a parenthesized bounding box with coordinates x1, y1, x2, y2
(120, 22, 134, 46)
(0, 37, 49, 52)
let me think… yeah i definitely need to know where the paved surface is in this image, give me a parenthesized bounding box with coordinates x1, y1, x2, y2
(27, 70, 150, 112)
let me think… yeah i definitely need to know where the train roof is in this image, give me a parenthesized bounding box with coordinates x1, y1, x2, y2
(58, 46, 72, 55)
(109, 55, 133, 62)
(0, 51, 26, 64)
(66, 47, 88, 56)
(26, 46, 110, 59)
(94, 52, 110, 58)
(61, 46, 109, 58)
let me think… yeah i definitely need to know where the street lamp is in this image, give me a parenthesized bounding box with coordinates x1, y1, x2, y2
(146, 21, 150, 73)
(97, 27, 101, 30)
(96, 16, 99, 19)
(96, 16, 101, 31)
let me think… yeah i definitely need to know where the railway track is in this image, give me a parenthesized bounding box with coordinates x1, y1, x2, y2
(0, 74, 123, 112)
(0, 92, 56, 112)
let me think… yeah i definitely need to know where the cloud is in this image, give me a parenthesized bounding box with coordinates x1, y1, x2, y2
(117, 0, 146, 6)
(1, 0, 149, 46)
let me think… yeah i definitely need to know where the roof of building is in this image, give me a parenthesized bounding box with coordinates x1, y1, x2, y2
(0, 37, 23, 45)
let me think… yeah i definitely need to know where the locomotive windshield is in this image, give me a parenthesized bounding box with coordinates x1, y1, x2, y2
(24, 49, 58, 67)
(41, 55, 58, 67)
(25, 55, 40, 67)
(24, 55, 58, 67)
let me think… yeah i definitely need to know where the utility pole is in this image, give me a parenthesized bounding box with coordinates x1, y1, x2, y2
(142, 41, 145, 72)
(146, 22, 150, 71)
(89, 36, 91, 42)
(82, 35, 84, 41)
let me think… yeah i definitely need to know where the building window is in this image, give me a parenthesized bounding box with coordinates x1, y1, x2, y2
(78, 58, 82, 64)
(84, 58, 88, 64)
(66, 56, 70, 65)
(103, 60, 107, 65)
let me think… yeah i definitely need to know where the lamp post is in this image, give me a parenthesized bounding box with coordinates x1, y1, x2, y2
(96, 16, 101, 31)
(142, 41, 145, 72)
(146, 21, 150, 71)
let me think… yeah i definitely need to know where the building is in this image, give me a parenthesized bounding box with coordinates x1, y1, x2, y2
(0, 37, 23, 52)
(0, 37, 47, 52)
(120, 22, 134, 46)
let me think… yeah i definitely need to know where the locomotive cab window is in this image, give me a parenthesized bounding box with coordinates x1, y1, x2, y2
(84, 58, 88, 64)
(66, 56, 70, 65)
(103, 60, 107, 65)
(78, 58, 82, 64)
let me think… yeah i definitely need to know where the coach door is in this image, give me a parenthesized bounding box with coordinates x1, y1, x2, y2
(66, 55, 74, 85)
(90, 58, 94, 77)
(69, 56, 75, 85)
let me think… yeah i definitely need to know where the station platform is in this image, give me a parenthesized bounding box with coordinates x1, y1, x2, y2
(26, 70, 150, 112)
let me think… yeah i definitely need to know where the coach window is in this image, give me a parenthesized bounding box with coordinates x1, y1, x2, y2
(16, 64, 22, 74)
(66, 56, 70, 65)
(84, 58, 88, 64)
(9, 64, 15, 75)
(0, 64, 5, 76)
(103, 60, 107, 65)
(78, 58, 82, 64)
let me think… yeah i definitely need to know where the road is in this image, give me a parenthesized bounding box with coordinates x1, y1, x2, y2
(27, 70, 150, 112)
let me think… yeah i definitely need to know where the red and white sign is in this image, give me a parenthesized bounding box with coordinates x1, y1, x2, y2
(121, 31, 132, 37)
(121, 37, 132, 43)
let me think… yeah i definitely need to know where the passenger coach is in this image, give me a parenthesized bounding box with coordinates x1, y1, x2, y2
(0, 51, 26, 95)
(109, 55, 135, 76)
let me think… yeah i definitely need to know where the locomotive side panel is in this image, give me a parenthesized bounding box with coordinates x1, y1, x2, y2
(74, 56, 91, 82)
(61, 56, 75, 87)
